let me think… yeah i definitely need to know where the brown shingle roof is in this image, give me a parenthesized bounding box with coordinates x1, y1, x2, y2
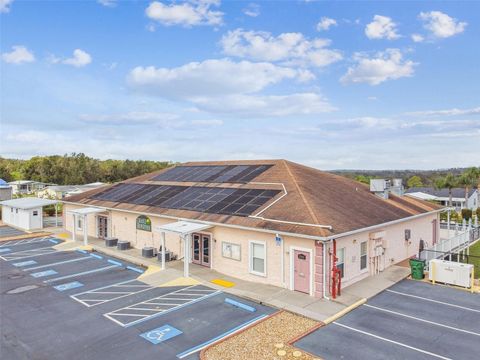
(65, 160, 442, 238)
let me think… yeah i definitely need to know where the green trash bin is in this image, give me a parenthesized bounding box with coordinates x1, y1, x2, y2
(409, 258, 426, 280)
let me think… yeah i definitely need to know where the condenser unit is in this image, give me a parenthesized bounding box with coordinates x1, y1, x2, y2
(429, 259, 473, 288)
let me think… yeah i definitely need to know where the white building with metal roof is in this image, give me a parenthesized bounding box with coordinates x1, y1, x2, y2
(0, 197, 58, 231)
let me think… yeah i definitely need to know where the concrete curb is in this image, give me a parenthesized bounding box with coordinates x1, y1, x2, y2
(322, 298, 367, 325)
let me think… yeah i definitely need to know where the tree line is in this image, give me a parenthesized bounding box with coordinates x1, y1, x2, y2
(0, 154, 173, 185)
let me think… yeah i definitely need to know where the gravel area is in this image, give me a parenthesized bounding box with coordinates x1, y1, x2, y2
(202, 311, 321, 360)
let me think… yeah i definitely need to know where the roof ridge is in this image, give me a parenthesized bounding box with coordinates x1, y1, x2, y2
(282, 160, 320, 225)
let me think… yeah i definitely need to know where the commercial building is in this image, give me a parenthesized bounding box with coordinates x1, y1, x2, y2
(405, 187, 478, 211)
(63, 160, 441, 298)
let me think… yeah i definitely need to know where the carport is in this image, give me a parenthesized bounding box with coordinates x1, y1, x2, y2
(66, 207, 107, 246)
(155, 221, 212, 277)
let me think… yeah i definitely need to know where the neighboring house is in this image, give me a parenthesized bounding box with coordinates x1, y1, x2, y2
(37, 182, 105, 199)
(405, 187, 478, 211)
(8, 180, 53, 196)
(63, 160, 441, 298)
(0, 197, 58, 231)
(0, 179, 13, 201)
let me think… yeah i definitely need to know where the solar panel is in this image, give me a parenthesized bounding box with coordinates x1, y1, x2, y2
(152, 165, 272, 183)
(91, 183, 280, 217)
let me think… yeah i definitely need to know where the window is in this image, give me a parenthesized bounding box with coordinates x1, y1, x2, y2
(76, 217, 83, 230)
(249, 241, 266, 276)
(11, 208, 13, 213)
(336, 247, 345, 278)
(360, 242, 367, 270)
(222, 242, 241, 261)
(32, 211, 38, 216)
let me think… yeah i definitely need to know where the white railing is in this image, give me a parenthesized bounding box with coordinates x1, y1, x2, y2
(420, 226, 477, 269)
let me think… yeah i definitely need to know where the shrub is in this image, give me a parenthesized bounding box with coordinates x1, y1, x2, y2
(461, 208, 473, 221)
(477, 207, 480, 218)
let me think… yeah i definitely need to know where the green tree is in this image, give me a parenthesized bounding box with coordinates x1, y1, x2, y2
(407, 175, 423, 188)
(458, 167, 479, 208)
(434, 173, 458, 207)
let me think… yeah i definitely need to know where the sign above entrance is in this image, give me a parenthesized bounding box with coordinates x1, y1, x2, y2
(136, 215, 152, 232)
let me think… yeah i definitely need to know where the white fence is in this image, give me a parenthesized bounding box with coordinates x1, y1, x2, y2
(420, 223, 479, 269)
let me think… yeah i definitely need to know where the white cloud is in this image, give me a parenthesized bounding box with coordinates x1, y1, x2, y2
(63, 49, 92, 67)
(365, 15, 400, 40)
(190, 119, 223, 126)
(193, 93, 335, 117)
(419, 11, 467, 38)
(220, 29, 342, 67)
(411, 33, 424, 43)
(79, 111, 180, 126)
(316, 17, 337, 31)
(341, 49, 416, 85)
(242, 3, 260, 17)
(97, 0, 116, 7)
(127, 58, 311, 98)
(145, 0, 223, 27)
(406, 107, 480, 117)
(0, 0, 13, 13)
(1, 45, 35, 64)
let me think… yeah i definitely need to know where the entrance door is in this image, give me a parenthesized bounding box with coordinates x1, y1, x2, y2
(192, 233, 210, 267)
(97, 216, 108, 239)
(293, 250, 310, 294)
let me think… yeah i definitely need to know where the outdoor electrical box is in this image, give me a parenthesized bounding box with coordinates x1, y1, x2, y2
(429, 259, 473, 288)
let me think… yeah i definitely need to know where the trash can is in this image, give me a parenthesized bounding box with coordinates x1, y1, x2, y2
(409, 258, 426, 280)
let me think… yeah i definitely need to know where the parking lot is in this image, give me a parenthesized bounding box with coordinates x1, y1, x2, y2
(0, 235, 275, 360)
(295, 279, 480, 360)
(0, 225, 27, 238)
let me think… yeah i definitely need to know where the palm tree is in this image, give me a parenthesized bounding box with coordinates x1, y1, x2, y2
(459, 168, 479, 209)
(434, 173, 458, 208)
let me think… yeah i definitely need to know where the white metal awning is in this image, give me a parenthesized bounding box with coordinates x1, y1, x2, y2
(155, 221, 212, 235)
(0, 197, 57, 210)
(67, 207, 107, 215)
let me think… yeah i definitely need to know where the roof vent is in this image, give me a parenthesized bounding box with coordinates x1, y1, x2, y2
(390, 178, 404, 196)
(370, 179, 390, 199)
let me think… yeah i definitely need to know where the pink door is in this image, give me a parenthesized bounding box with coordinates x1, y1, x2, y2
(293, 250, 310, 294)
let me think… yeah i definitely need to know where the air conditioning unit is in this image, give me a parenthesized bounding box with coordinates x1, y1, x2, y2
(428, 259, 473, 288)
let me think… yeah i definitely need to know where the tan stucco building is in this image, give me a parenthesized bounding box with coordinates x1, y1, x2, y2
(63, 160, 442, 298)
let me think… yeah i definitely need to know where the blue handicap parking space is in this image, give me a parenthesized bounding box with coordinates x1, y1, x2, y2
(0, 248, 12, 253)
(140, 325, 183, 345)
(12, 260, 37, 267)
(54, 281, 84, 292)
(31, 269, 58, 278)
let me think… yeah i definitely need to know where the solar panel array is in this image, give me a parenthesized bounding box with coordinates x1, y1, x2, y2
(91, 183, 280, 217)
(151, 164, 272, 183)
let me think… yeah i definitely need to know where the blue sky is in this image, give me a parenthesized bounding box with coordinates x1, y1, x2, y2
(1, 0, 479, 169)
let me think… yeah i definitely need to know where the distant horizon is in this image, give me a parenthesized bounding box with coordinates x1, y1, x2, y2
(1, 153, 476, 172)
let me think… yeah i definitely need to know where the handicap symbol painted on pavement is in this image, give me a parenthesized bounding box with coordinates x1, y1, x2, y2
(53, 281, 84, 291)
(13, 260, 37, 267)
(31, 269, 58, 278)
(140, 325, 183, 344)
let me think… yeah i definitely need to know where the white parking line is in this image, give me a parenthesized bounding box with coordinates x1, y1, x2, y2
(333, 322, 452, 360)
(363, 304, 480, 337)
(0, 237, 49, 247)
(70, 279, 154, 307)
(386, 289, 480, 313)
(44, 265, 119, 283)
(104, 286, 220, 327)
(0, 247, 57, 261)
(23, 256, 91, 271)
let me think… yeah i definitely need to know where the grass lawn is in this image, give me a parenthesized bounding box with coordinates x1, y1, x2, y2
(467, 240, 480, 278)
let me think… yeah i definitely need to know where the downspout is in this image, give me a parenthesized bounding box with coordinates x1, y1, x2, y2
(323, 240, 331, 300)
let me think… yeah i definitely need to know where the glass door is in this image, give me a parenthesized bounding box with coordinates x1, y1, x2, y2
(202, 235, 210, 266)
(192, 234, 201, 264)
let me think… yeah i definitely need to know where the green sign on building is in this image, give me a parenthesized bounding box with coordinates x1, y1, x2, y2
(136, 215, 152, 232)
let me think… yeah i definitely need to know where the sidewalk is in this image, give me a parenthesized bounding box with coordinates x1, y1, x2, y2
(51, 229, 410, 322)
